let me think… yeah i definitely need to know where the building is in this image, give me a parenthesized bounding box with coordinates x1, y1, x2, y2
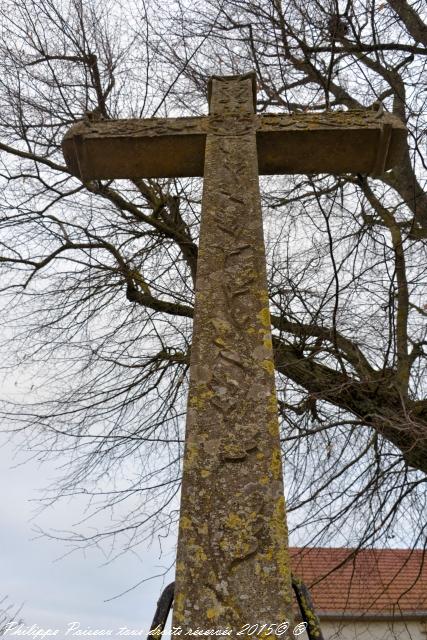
(290, 547, 427, 639)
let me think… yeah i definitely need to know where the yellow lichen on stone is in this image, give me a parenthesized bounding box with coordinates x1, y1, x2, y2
(173, 592, 185, 623)
(258, 289, 269, 304)
(263, 333, 273, 349)
(176, 561, 185, 574)
(226, 512, 243, 528)
(271, 448, 282, 479)
(261, 358, 275, 374)
(201, 468, 210, 478)
(268, 392, 278, 413)
(257, 307, 271, 329)
(206, 607, 221, 620)
(186, 442, 198, 467)
(268, 418, 279, 437)
(194, 545, 208, 562)
(270, 495, 293, 609)
(180, 515, 192, 530)
(189, 387, 214, 410)
(261, 548, 273, 562)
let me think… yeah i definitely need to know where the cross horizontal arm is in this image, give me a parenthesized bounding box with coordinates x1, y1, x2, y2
(62, 110, 406, 180)
(258, 110, 405, 176)
(62, 116, 207, 180)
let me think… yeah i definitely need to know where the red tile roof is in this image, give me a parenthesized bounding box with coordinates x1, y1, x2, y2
(290, 547, 427, 615)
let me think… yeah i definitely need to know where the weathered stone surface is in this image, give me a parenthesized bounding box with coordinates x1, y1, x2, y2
(62, 116, 207, 180)
(61, 70, 408, 637)
(62, 107, 406, 180)
(257, 110, 404, 176)
(172, 74, 293, 635)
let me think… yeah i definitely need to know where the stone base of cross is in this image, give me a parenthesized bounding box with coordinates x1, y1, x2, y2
(63, 72, 405, 635)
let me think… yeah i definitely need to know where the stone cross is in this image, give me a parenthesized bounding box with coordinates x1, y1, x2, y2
(62, 72, 405, 636)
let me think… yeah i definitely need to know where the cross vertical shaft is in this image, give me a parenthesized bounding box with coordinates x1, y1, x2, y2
(172, 74, 293, 633)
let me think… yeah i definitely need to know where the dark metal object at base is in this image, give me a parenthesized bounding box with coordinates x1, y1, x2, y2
(147, 582, 174, 639)
(146, 577, 325, 640)
(292, 576, 325, 640)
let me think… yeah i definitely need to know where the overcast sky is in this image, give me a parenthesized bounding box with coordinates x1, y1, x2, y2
(0, 433, 177, 636)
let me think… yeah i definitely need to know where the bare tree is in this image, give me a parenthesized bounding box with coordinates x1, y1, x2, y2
(0, 0, 426, 590)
